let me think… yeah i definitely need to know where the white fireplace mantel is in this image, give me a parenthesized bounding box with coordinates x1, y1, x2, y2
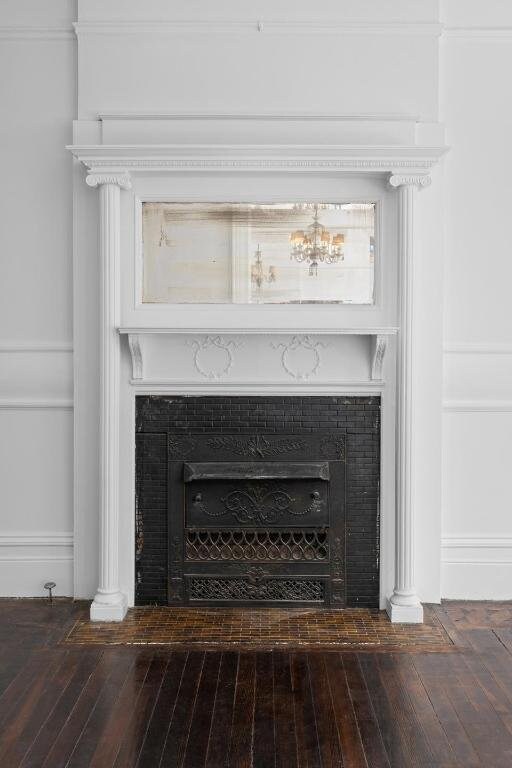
(68, 115, 447, 623)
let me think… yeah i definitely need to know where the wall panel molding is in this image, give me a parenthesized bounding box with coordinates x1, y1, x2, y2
(444, 343, 512, 355)
(0, 342, 73, 353)
(443, 400, 512, 413)
(0, 399, 74, 410)
(74, 20, 443, 38)
(0, 26, 74, 41)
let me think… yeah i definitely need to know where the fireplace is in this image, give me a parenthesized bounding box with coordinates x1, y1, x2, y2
(135, 395, 380, 609)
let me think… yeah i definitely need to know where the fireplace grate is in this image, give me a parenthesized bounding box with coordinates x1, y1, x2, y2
(188, 576, 325, 602)
(185, 529, 329, 562)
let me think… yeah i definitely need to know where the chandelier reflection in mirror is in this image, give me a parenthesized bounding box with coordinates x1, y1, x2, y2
(290, 204, 345, 276)
(142, 202, 375, 305)
(251, 245, 276, 290)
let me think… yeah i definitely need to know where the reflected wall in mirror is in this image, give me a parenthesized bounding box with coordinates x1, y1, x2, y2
(142, 202, 375, 304)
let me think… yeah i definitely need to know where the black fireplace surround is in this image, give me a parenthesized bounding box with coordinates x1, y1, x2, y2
(135, 396, 380, 608)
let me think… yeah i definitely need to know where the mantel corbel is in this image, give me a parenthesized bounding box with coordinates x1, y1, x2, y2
(85, 171, 132, 190)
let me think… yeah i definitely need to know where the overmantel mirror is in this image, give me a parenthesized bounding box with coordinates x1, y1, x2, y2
(141, 201, 376, 306)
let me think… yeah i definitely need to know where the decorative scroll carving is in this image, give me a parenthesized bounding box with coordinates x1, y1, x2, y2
(371, 334, 388, 381)
(189, 335, 240, 380)
(272, 335, 327, 380)
(320, 435, 346, 461)
(388, 173, 431, 188)
(205, 434, 306, 459)
(85, 172, 132, 189)
(194, 484, 296, 524)
(188, 576, 324, 602)
(127, 334, 143, 380)
(168, 436, 197, 458)
(185, 529, 329, 562)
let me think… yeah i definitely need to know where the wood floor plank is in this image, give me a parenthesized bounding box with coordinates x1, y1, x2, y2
(445, 651, 512, 767)
(182, 652, 222, 768)
(307, 654, 344, 768)
(273, 652, 298, 768)
(204, 652, 239, 767)
(159, 652, 205, 768)
(65, 650, 135, 768)
(358, 654, 413, 768)
(291, 653, 322, 768)
(227, 652, 256, 768)
(321, 653, 368, 768)
(412, 654, 480, 768)
(376, 654, 436, 766)
(392, 654, 459, 767)
(20, 651, 101, 768)
(135, 651, 188, 768)
(0, 651, 66, 765)
(40, 649, 128, 768)
(112, 654, 168, 768)
(343, 654, 390, 768)
(88, 652, 153, 768)
(253, 653, 276, 768)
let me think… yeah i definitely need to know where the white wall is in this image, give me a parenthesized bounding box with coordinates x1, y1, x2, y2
(3, 0, 508, 603)
(441, 0, 512, 597)
(0, 0, 76, 595)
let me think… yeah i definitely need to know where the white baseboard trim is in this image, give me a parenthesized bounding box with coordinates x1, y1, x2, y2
(441, 536, 512, 599)
(0, 532, 73, 596)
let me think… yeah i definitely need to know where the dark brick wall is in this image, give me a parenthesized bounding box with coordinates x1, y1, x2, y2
(135, 395, 380, 608)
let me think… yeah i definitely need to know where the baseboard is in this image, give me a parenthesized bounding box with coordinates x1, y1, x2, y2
(0, 532, 73, 597)
(441, 536, 512, 599)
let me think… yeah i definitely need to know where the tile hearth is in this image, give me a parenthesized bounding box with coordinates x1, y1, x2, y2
(65, 607, 453, 651)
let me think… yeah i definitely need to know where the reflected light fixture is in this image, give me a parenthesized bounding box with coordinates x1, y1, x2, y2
(290, 204, 345, 276)
(251, 245, 276, 289)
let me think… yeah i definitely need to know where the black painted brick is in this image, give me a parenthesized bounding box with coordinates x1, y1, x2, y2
(135, 395, 380, 608)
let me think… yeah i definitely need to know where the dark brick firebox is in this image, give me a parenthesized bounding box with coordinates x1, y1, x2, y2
(135, 395, 380, 608)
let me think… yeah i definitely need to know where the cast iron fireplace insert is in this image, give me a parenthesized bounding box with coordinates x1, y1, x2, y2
(135, 396, 380, 608)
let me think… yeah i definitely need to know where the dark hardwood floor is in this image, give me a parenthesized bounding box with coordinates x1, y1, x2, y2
(1, 601, 512, 766)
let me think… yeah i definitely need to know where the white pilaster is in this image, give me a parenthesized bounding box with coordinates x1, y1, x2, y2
(86, 171, 131, 621)
(387, 172, 430, 623)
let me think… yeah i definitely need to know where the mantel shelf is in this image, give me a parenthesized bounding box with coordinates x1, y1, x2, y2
(118, 327, 398, 336)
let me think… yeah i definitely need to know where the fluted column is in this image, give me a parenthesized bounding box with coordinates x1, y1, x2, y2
(86, 171, 131, 621)
(387, 173, 430, 623)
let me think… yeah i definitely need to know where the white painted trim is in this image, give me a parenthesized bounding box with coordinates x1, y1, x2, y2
(68, 144, 447, 173)
(130, 382, 385, 394)
(0, 532, 73, 549)
(443, 343, 512, 355)
(0, 342, 73, 353)
(445, 27, 512, 39)
(0, 26, 74, 41)
(119, 326, 398, 336)
(74, 20, 443, 38)
(0, 399, 74, 410)
(99, 111, 422, 123)
(443, 400, 512, 413)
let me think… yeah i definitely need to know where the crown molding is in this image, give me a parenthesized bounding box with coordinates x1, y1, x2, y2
(69, 144, 447, 174)
(74, 20, 443, 38)
(0, 25, 74, 41)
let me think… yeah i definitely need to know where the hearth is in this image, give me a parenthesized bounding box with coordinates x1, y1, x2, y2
(135, 395, 380, 608)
